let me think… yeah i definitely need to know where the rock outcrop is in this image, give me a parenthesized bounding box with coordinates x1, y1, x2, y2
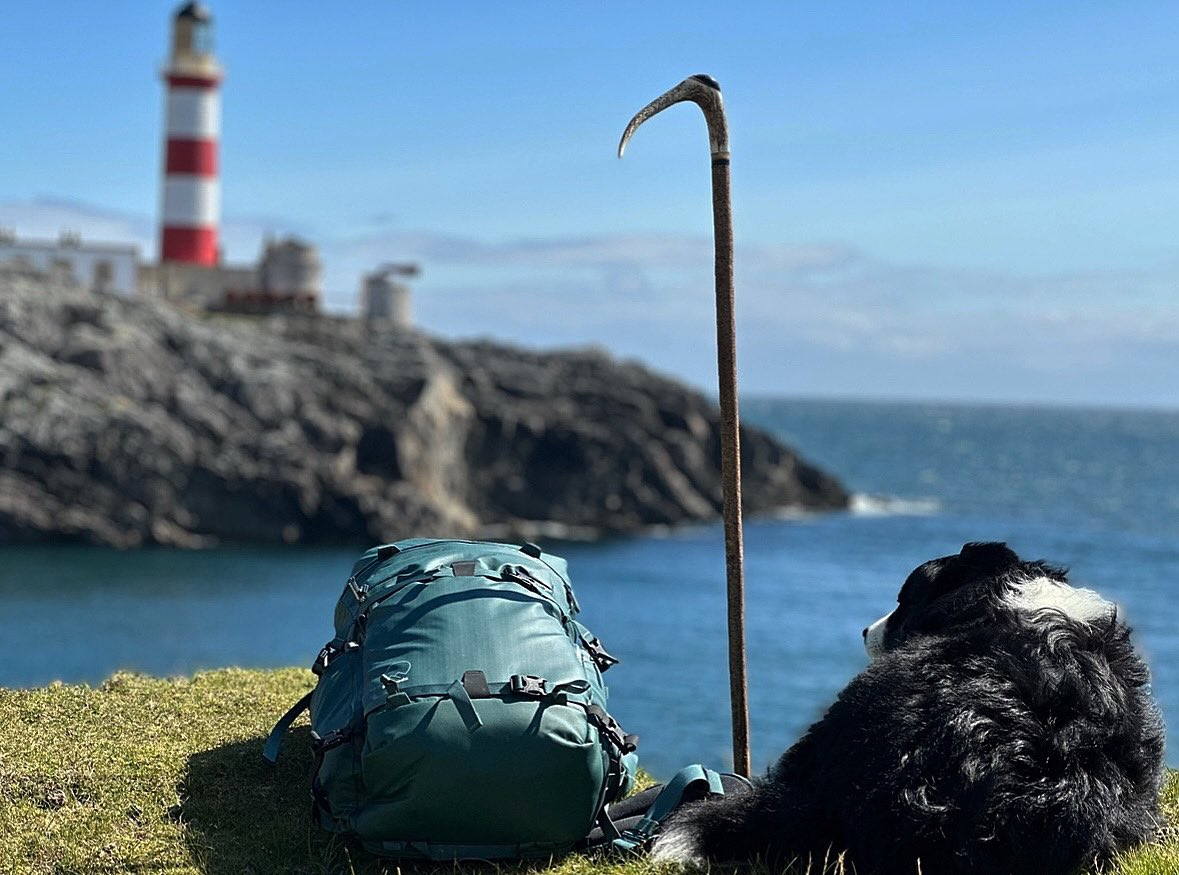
(0, 272, 848, 547)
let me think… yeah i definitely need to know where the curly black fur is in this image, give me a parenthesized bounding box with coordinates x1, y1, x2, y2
(654, 542, 1166, 875)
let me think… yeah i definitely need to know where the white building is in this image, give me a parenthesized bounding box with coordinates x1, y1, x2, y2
(139, 235, 321, 313)
(361, 263, 418, 326)
(0, 229, 139, 296)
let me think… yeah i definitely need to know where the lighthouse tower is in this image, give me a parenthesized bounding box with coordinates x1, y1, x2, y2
(159, 3, 222, 266)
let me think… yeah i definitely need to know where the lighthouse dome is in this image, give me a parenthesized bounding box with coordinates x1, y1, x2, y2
(176, 2, 212, 22)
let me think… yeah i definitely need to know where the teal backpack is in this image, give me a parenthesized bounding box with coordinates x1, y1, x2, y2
(264, 538, 642, 860)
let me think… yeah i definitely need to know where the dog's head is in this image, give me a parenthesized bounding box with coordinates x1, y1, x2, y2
(863, 542, 1112, 659)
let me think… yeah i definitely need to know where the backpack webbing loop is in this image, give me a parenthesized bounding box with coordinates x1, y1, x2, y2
(446, 678, 485, 732)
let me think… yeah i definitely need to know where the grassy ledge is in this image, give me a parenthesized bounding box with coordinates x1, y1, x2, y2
(0, 669, 1175, 875)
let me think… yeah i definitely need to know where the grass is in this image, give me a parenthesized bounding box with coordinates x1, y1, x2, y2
(0, 669, 1175, 875)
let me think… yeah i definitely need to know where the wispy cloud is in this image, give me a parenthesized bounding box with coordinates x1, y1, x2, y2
(325, 228, 856, 274)
(0, 197, 153, 248)
(329, 229, 1178, 404)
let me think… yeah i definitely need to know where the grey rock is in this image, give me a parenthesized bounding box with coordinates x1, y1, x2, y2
(0, 271, 848, 547)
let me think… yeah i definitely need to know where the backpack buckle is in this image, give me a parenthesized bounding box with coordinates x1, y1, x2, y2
(312, 644, 335, 675)
(510, 675, 547, 697)
(501, 565, 553, 595)
(587, 705, 639, 753)
(345, 576, 367, 602)
(311, 640, 359, 676)
(584, 635, 620, 672)
(309, 727, 352, 754)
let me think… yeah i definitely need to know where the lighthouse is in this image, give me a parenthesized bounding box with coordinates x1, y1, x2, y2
(158, 2, 222, 266)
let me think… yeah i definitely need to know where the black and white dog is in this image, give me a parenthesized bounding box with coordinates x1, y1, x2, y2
(654, 542, 1166, 875)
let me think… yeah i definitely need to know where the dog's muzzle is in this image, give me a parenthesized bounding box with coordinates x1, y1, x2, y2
(864, 610, 892, 660)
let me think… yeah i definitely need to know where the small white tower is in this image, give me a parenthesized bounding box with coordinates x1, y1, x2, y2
(362, 263, 419, 326)
(159, 2, 222, 266)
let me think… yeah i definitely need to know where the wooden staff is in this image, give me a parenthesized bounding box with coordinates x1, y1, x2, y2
(619, 74, 750, 778)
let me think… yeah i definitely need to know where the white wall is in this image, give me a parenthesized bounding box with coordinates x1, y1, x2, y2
(0, 238, 139, 297)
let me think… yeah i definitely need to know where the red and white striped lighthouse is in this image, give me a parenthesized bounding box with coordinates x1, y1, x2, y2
(159, 2, 222, 266)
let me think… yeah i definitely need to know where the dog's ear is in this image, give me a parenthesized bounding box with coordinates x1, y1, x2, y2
(958, 542, 1020, 577)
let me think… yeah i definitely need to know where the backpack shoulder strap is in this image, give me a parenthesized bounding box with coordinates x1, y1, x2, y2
(588, 764, 749, 854)
(262, 690, 313, 764)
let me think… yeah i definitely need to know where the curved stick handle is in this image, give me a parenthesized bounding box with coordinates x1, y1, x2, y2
(618, 74, 729, 159)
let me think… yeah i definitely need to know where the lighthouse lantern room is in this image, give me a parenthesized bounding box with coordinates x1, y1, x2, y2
(159, 2, 222, 266)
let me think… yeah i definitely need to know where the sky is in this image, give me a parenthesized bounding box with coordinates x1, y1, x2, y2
(2, 2, 1178, 407)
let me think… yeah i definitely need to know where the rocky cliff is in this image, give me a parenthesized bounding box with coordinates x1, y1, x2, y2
(0, 271, 848, 547)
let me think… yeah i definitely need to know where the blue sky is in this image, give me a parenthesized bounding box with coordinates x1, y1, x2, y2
(2, 2, 1178, 406)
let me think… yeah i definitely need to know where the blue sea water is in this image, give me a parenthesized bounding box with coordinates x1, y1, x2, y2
(2, 398, 1176, 778)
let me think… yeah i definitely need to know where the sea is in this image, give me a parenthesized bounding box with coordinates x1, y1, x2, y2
(2, 398, 1177, 779)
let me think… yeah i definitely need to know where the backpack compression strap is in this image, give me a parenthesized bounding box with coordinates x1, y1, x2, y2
(262, 690, 313, 764)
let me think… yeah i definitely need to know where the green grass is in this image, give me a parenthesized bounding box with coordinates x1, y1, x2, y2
(0, 669, 1175, 874)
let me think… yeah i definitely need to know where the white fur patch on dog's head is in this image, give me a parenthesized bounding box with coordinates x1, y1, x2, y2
(864, 572, 1113, 662)
(1003, 575, 1114, 624)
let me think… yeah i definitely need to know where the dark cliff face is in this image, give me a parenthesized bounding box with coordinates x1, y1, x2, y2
(0, 273, 848, 548)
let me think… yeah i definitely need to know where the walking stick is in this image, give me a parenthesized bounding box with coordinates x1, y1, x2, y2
(619, 74, 750, 778)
